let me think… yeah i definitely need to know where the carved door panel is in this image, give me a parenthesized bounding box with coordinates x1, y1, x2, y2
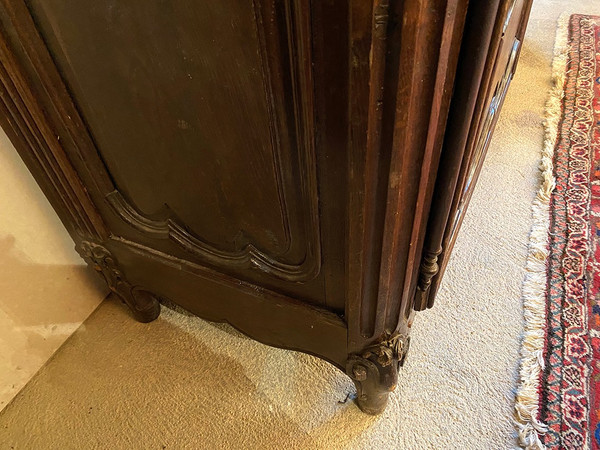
(11, 0, 334, 306)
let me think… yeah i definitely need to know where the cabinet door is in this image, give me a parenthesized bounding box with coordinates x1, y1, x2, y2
(25, 0, 327, 296)
(0, 0, 348, 365)
(446, 0, 531, 250)
(18, 0, 340, 302)
(420, 0, 533, 307)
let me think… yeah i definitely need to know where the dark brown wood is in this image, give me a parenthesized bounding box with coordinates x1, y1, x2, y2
(347, 333, 410, 414)
(0, 0, 531, 414)
(424, 0, 534, 307)
(346, 0, 469, 353)
(77, 241, 161, 323)
(412, 0, 504, 311)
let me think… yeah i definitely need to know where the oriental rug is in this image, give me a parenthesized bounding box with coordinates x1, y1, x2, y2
(515, 13, 600, 450)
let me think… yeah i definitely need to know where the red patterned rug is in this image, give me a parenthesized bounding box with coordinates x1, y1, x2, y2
(515, 13, 600, 450)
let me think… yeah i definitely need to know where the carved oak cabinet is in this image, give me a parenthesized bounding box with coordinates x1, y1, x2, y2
(0, 0, 531, 414)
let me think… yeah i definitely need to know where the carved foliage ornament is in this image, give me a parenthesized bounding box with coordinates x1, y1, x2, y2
(77, 241, 160, 323)
(361, 332, 411, 368)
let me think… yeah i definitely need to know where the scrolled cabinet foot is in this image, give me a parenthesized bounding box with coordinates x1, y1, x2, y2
(77, 241, 160, 323)
(346, 333, 410, 415)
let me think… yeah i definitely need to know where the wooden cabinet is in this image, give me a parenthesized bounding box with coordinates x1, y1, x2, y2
(0, 0, 531, 414)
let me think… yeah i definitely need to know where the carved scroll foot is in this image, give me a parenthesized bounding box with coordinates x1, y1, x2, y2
(347, 355, 396, 414)
(346, 334, 410, 414)
(78, 241, 160, 323)
(122, 288, 161, 323)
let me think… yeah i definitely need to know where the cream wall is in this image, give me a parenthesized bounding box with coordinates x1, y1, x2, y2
(0, 128, 108, 410)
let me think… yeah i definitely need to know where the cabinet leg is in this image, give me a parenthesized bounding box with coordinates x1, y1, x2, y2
(77, 241, 160, 323)
(346, 334, 410, 415)
(120, 287, 161, 323)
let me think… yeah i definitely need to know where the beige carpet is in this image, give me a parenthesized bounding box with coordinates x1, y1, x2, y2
(3, 1, 600, 449)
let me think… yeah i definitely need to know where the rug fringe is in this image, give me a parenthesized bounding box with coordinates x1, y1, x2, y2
(514, 13, 570, 450)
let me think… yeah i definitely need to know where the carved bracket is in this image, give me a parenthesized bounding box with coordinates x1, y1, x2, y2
(77, 241, 160, 323)
(346, 333, 411, 414)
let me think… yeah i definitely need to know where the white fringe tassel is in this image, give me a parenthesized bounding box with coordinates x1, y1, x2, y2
(514, 13, 571, 450)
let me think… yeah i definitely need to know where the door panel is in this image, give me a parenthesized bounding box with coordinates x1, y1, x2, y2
(25, 1, 323, 288)
(425, 0, 532, 304)
(446, 0, 527, 248)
